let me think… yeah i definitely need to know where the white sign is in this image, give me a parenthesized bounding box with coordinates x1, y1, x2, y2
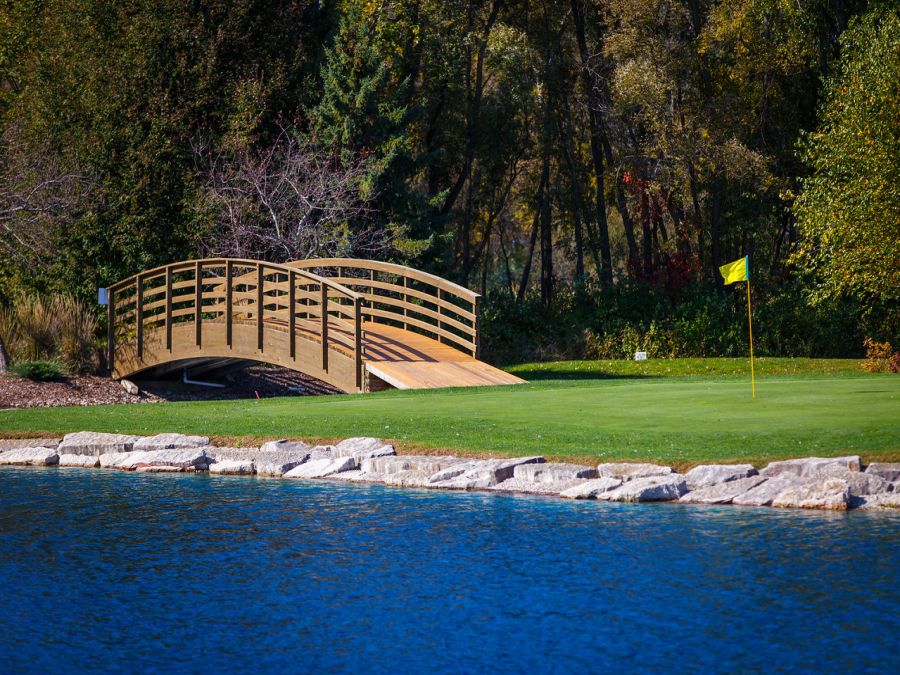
(634, 351, 648, 361)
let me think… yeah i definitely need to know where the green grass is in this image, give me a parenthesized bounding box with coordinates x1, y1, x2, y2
(1, 359, 896, 469)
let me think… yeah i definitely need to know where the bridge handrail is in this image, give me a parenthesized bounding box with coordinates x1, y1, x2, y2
(287, 258, 481, 357)
(107, 257, 365, 389)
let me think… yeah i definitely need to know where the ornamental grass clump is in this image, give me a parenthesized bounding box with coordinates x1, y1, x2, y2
(0, 293, 99, 374)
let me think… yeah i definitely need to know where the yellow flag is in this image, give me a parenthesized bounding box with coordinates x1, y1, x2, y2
(719, 256, 749, 285)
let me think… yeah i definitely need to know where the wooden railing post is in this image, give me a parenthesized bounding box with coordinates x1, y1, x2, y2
(320, 283, 328, 371)
(165, 266, 173, 351)
(225, 260, 233, 347)
(107, 287, 115, 375)
(473, 295, 481, 358)
(195, 260, 202, 347)
(437, 288, 444, 344)
(289, 271, 296, 359)
(402, 276, 408, 330)
(136, 275, 143, 360)
(355, 296, 363, 390)
(257, 262, 264, 352)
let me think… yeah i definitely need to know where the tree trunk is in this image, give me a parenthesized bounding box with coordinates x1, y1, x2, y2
(571, 0, 613, 286)
(710, 174, 724, 288)
(560, 105, 586, 281)
(517, 170, 548, 303)
(0, 334, 9, 371)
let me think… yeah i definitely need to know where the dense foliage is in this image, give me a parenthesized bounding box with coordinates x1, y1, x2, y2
(0, 0, 896, 360)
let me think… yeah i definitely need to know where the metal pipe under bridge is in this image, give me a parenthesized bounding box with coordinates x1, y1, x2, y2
(106, 257, 525, 393)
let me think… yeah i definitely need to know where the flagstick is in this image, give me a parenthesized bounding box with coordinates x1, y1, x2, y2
(746, 280, 756, 399)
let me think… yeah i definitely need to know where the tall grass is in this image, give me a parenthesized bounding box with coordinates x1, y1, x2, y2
(0, 293, 100, 374)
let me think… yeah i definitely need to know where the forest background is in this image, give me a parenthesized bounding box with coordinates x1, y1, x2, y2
(0, 0, 897, 365)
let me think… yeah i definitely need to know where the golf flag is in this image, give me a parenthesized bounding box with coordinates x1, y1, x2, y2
(720, 255, 756, 398)
(719, 256, 749, 285)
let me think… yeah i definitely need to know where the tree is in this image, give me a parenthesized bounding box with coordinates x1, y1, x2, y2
(792, 3, 900, 310)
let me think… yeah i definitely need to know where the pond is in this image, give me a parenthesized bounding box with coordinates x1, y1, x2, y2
(1, 468, 897, 672)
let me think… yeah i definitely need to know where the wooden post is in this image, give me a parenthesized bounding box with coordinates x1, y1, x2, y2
(136, 275, 144, 360)
(355, 296, 363, 390)
(257, 263, 264, 352)
(107, 286, 115, 375)
(165, 266, 173, 351)
(289, 271, 296, 359)
(195, 260, 202, 347)
(225, 260, 233, 347)
(473, 295, 481, 358)
(403, 276, 408, 330)
(437, 288, 444, 344)
(320, 283, 328, 371)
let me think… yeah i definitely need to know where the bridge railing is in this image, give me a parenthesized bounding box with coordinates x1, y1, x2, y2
(287, 258, 481, 357)
(107, 258, 365, 387)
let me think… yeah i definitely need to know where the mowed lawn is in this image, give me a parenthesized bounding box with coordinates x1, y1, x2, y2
(1, 359, 897, 468)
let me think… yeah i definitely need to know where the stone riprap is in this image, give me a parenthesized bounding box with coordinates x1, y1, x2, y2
(133, 434, 209, 451)
(596, 463, 674, 481)
(683, 464, 757, 490)
(58, 431, 141, 457)
(0, 438, 60, 450)
(3, 431, 899, 511)
(0, 447, 59, 466)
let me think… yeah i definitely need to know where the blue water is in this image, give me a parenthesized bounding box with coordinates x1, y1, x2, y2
(0, 468, 898, 673)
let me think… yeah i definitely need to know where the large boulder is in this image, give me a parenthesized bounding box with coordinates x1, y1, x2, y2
(360, 455, 465, 477)
(771, 479, 850, 511)
(865, 463, 900, 483)
(679, 476, 767, 504)
(0, 438, 60, 450)
(133, 433, 209, 451)
(559, 477, 623, 499)
(0, 447, 59, 466)
(110, 449, 211, 471)
(855, 493, 900, 510)
(816, 465, 889, 496)
(209, 447, 309, 477)
(332, 437, 395, 460)
(428, 457, 544, 490)
(58, 454, 100, 468)
(58, 431, 141, 457)
(99, 452, 133, 469)
(283, 456, 357, 479)
(513, 462, 598, 483)
(759, 456, 861, 479)
(596, 463, 673, 481)
(596, 475, 687, 502)
(683, 464, 757, 490)
(732, 477, 802, 507)
(259, 439, 312, 454)
(209, 460, 255, 475)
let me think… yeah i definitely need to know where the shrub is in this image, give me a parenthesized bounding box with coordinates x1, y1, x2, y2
(862, 338, 899, 373)
(10, 359, 66, 381)
(0, 293, 99, 373)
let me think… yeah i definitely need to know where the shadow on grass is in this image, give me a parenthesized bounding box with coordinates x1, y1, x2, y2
(507, 369, 656, 382)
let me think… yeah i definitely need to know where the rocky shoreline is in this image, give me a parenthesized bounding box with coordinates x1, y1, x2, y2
(1, 432, 898, 511)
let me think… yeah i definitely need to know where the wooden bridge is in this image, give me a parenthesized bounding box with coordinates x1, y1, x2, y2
(106, 258, 524, 392)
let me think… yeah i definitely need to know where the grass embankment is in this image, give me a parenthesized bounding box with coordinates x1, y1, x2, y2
(0, 358, 897, 469)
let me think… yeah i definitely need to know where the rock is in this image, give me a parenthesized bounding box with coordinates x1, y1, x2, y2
(865, 462, 900, 483)
(135, 465, 184, 473)
(428, 457, 545, 490)
(490, 477, 590, 496)
(132, 433, 209, 451)
(360, 455, 466, 476)
(0, 447, 59, 466)
(99, 452, 133, 469)
(771, 479, 850, 511)
(683, 464, 757, 490)
(513, 462, 598, 483)
(209, 447, 309, 477)
(596, 463, 673, 481)
(58, 431, 141, 457)
(596, 475, 687, 502)
(58, 454, 100, 468)
(120, 379, 140, 395)
(559, 478, 624, 499)
(283, 456, 357, 479)
(0, 438, 60, 450)
(679, 476, 767, 504)
(816, 465, 889, 496)
(759, 456, 861, 479)
(332, 437, 395, 460)
(855, 493, 900, 510)
(259, 439, 312, 454)
(732, 477, 803, 507)
(209, 460, 255, 475)
(113, 449, 211, 471)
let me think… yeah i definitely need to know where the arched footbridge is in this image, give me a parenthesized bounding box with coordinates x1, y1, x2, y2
(106, 258, 525, 392)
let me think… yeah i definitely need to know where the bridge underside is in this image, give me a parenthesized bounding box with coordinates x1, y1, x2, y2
(115, 320, 523, 393)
